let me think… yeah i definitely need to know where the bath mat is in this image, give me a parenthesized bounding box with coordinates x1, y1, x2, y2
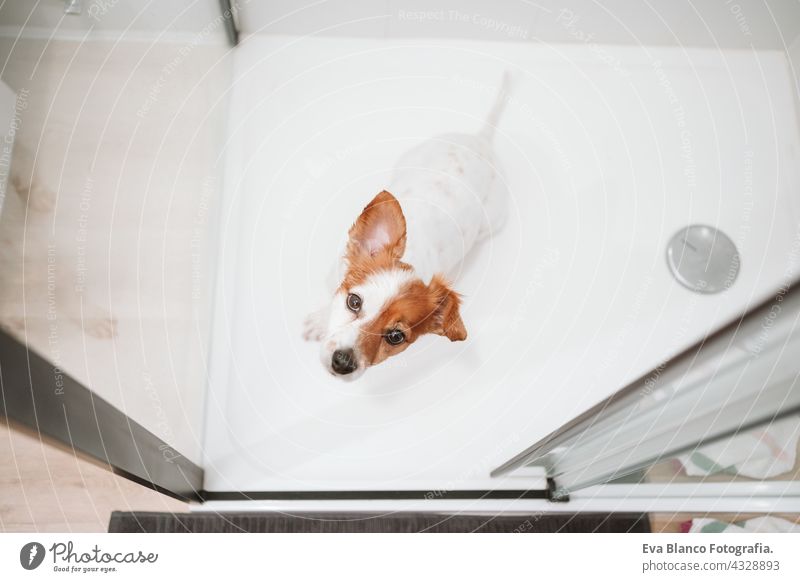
(678, 414, 800, 479)
(108, 511, 650, 533)
(687, 516, 800, 534)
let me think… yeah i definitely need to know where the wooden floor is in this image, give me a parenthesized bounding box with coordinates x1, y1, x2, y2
(0, 420, 186, 532)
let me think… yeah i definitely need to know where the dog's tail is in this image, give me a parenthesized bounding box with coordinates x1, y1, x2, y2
(479, 71, 513, 142)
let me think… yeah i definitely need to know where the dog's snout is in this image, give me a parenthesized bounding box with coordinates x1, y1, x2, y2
(331, 348, 357, 375)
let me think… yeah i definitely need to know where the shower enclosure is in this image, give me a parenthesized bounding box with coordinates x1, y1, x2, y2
(0, 0, 798, 517)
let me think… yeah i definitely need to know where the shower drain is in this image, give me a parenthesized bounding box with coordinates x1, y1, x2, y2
(666, 225, 740, 294)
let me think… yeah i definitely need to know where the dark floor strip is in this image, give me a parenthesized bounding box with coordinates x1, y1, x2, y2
(199, 489, 549, 501)
(109, 511, 650, 533)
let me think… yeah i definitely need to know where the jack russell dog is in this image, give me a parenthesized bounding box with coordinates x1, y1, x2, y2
(304, 74, 511, 381)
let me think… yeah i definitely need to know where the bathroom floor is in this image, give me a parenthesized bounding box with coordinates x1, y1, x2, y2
(0, 38, 230, 467)
(203, 35, 800, 492)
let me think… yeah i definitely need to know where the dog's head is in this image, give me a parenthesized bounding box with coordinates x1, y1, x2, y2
(320, 191, 466, 380)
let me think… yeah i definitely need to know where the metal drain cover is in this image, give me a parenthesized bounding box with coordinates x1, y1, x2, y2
(666, 225, 740, 294)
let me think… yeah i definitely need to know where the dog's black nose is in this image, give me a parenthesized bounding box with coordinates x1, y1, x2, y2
(331, 349, 357, 375)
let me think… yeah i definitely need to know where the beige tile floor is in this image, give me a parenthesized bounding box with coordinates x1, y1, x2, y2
(0, 419, 186, 532)
(0, 37, 232, 466)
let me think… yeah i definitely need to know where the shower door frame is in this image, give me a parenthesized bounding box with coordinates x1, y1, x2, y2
(490, 277, 800, 510)
(0, 329, 204, 503)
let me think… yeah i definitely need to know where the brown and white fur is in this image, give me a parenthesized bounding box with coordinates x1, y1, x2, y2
(304, 74, 511, 380)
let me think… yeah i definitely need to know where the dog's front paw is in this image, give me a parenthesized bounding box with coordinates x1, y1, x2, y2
(302, 309, 327, 342)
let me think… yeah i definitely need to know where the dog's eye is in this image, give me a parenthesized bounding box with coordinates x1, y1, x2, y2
(384, 329, 405, 346)
(346, 293, 362, 313)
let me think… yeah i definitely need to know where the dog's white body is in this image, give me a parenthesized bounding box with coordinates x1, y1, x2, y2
(305, 75, 511, 379)
(387, 131, 508, 282)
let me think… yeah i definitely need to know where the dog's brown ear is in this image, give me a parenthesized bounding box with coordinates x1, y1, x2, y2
(347, 191, 407, 260)
(428, 275, 467, 341)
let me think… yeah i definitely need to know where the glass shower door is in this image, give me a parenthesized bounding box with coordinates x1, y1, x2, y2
(491, 279, 800, 501)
